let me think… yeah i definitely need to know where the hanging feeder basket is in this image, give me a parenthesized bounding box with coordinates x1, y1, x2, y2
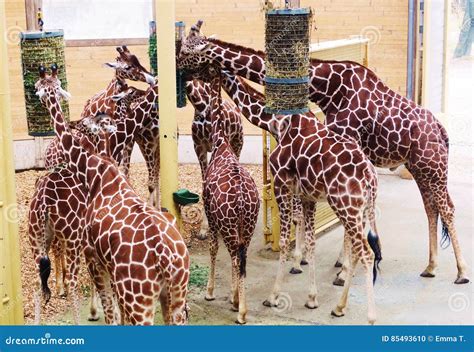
(20, 30, 70, 136)
(149, 21, 187, 108)
(264, 8, 312, 114)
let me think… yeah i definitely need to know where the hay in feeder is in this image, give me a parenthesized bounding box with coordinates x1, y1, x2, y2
(148, 21, 187, 108)
(264, 8, 312, 114)
(20, 30, 70, 136)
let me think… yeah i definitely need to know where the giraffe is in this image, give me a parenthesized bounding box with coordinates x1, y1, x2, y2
(186, 77, 243, 179)
(44, 113, 117, 170)
(29, 114, 117, 324)
(35, 64, 189, 325)
(214, 69, 382, 324)
(201, 70, 260, 324)
(82, 45, 155, 118)
(177, 20, 470, 285)
(81, 46, 156, 181)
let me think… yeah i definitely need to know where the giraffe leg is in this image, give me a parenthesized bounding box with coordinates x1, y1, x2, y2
(331, 237, 359, 318)
(335, 245, 344, 268)
(119, 141, 133, 177)
(169, 279, 190, 325)
(290, 198, 304, 274)
(52, 240, 66, 297)
(360, 243, 377, 325)
(334, 235, 351, 286)
(302, 201, 319, 309)
(65, 245, 82, 324)
(230, 263, 239, 311)
(86, 260, 117, 325)
(88, 282, 100, 321)
(159, 284, 171, 325)
(235, 262, 248, 325)
(417, 186, 439, 278)
(116, 278, 155, 325)
(263, 188, 292, 308)
(205, 230, 218, 301)
(436, 193, 469, 284)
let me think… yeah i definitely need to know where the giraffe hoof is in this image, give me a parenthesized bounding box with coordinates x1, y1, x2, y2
(262, 299, 277, 308)
(300, 259, 308, 266)
(331, 309, 345, 318)
(334, 261, 343, 268)
(420, 270, 435, 278)
(454, 277, 470, 284)
(235, 319, 247, 325)
(88, 315, 100, 322)
(333, 277, 345, 286)
(304, 302, 319, 310)
(289, 267, 303, 275)
(205, 295, 215, 301)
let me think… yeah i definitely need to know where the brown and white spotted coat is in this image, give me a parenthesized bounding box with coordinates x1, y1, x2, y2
(217, 70, 382, 324)
(202, 72, 259, 324)
(177, 21, 469, 285)
(29, 114, 118, 325)
(35, 65, 189, 325)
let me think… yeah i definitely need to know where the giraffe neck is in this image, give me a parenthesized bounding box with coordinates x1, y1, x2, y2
(129, 83, 158, 129)
(221, 72, 277, 138)
(46, 93, 121, 197)
(209, 75, 227, 151)
(206, 38, 347, 108)
(186, 79, 210, 117)
(207, 38, 266, 84)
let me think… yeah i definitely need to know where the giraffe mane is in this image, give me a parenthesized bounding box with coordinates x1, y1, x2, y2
(207, 38, 266, 57)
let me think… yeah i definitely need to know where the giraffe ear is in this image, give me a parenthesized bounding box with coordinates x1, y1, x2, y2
(35, 88, 46, 98)
(195, 43, 210, 52)
(58, 87, 71, 101)
(111, 91, 127, 101)
(104, 62, 119, 69)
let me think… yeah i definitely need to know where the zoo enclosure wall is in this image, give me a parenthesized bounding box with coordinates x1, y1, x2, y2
(5, 0, 408, 140)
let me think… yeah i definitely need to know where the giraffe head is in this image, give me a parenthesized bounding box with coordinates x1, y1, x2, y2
(35, 64, 71, 106)
(76, 113, 117, 136)
(105, 45, 155, 84)
(177, 20, 213, 72)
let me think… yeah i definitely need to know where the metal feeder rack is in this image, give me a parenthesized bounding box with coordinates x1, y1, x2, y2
(264, 8, 311, 114)
(20, 30, 70, 136)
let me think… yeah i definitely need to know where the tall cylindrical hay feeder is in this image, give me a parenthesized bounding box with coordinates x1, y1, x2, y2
(265, 8, 311, 114)
(149, 21, 187, 108)
(20, 30, 69, 136)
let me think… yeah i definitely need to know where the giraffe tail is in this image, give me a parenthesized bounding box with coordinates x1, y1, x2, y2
(366, 176, 382, 284)
(39, 256, 52, 304)
(440, 220, 451, 249)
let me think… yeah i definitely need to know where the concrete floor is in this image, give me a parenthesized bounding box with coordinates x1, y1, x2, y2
(186, 159, 473, 325)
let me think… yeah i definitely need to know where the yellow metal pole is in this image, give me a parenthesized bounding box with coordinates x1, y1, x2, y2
(155, 0, 180, 222)
(0, 1, 25, 325)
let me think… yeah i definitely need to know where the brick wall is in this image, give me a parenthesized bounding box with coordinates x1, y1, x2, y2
(5, 0, 407, 137)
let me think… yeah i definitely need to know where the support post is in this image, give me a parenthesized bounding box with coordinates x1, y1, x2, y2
(0, 1, 25, 325)
(155, 0, 180, 223)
